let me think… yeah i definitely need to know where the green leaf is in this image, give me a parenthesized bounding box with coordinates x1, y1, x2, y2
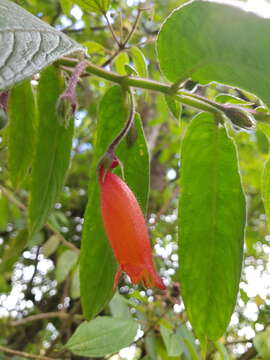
(262, 157, 270, 229)
(179, 112, 246, 341)
(71, 266, 80, 299)
(80, 86, 127, 319)
(157, 1, 270, 106)
(65, 316, 138, 357)
(80, 86, 150, 319)
(214, 342, 230, 360)
(109, 293, 131, 318)
(160, 325, 183, 357)
(59, 0, 73, 15)
(56, 250, 78, 283)
(164, 95, 181, 120)
(73, 0, 110, 13)
(254, 331, 270, 360)
(116, 113, 150, 214)
(0, 191, 9, 231)
(114, 52, 130, 75)
(8, 80, 36, 188)
(28, 66, 74, 236)
(0, 0, 84, 91)
(0, 229, 28, 274)
(42, 235, 60, 257)
(130, 47, 148, 78)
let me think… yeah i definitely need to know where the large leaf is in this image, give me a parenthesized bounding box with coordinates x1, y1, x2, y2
(65, 316, 138, 357)
(179, 112, 246, 341)
(157, 1, 270, 106)
(0, 0, 84, 91)
(257, 123, 270, 230)
(73, 0, 110, 14)
(80, 86, 149, 319)
(8, 80, 36, 188)
(28, 66, 74, 236)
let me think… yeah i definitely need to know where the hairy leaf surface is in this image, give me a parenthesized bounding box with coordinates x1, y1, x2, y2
(179, 112, 246, 340)
(0, 0, 84, 91)
(157, 1, 270, 106)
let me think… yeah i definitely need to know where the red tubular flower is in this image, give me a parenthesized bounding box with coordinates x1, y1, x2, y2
(99, 165, 165, 290)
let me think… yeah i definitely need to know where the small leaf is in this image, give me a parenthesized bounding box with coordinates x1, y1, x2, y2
(160, 325, 183, 357)
(254, 331, 270, 360)
(28, 66, 74, 236)
(0, 229, 28, 274)
(65, 316, 138, 357)
(130, 47, 148, 78)
(179, 112, 246, 341)
(164, 95, 181, 120)
(114, 52, 130, 75)
(42, 235, 60, 257)
(8, 80, 36, 188)
(73, 0, 110, 14)
(109, 293, 131, 318)
(56, 250, 78, 283)
(157, 1, 270, 106)
(71, 266, 80, 299)
(0, 0, 84, 91)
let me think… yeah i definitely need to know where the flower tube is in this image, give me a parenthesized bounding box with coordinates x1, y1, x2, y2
(99, 165, 165, 290)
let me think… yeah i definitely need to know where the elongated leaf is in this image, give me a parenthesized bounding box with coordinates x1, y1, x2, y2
(28, 66, 74, 236)
(73, 0, 110, 13)
(0, 190, 9, 231)
(0, 0, 84, 91)
(130, 47, 148, 78)
(65, 316, 138, 357)
(262, 157, 270, 229)
(56, 250, 78, 283)
(80, 86, 149, 319)
(80, 86, 127, 319)
(157, 1, 270, 106)
(179, 112, 246, 341)
(116, 113, 149, 214)
(257, 123, 270, 229)
(8, 80, 35, 187)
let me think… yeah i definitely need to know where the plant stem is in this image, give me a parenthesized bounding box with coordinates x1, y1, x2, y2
(0, 345, 55, 360)
(57, 59, 223, 115)
(11, 312, 83, 326)
(107, 90, 135, 154)
(103, 12, 121, 47)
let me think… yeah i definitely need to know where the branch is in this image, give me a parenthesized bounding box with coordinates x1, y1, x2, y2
(57, 58, 223, 116)
(0, 345, 55, 360)
(10, 312, 83, 326)
(103, 12, 121, 47)
(121, 7, 147, 48)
